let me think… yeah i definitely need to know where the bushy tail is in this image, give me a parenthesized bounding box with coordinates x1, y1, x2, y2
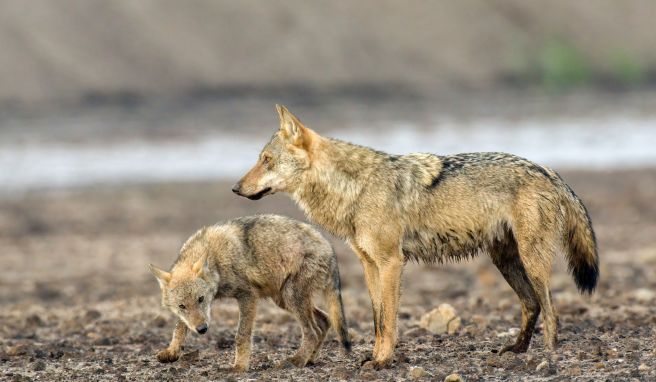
(325, 256, 351, 352)
(563, 187, 599, 294)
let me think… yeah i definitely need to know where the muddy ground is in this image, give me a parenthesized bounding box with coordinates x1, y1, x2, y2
(1, 169, 655, 381)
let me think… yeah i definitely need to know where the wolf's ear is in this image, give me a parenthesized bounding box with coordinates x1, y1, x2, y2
(276, 104, 306, 147)
(191, 253, 209, 277)
(149, 264, 171, 290)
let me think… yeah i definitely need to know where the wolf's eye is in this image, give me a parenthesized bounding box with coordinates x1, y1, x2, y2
(198, 296, 204, 303)
(262, 155, 271, 165)
(178, 304, 186, 310)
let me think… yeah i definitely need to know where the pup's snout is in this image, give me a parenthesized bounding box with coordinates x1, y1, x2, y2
(231, 184, 242, 195)
(196, 323, 208, 335)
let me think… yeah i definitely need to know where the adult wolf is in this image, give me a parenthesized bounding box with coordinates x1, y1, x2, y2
(232, 105, 599, 369)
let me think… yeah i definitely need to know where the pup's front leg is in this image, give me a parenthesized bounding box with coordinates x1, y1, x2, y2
(157, 320, 188, 363)
(232, 295, 257, 372)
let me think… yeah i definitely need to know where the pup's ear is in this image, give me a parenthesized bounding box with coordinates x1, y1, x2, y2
(276, 104, 306, 147)
(191, 253, 209, 276)
(149, 264, 171, 290)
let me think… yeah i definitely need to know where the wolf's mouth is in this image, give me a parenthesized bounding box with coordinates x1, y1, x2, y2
(247, 187, 272, 200)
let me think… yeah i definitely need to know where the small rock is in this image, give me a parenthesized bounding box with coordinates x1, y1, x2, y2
(420, 304, 461, 335)
(444, 373, 464, 382)
(569, 367, 581, 376)
(536, 360, 549, 372)
(638, 363, 649, 372)
(408, 366, 430, 379)
(632, 288, 655, 302)
(496, 327, 520, 338)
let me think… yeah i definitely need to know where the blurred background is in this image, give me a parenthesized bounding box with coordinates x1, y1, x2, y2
(1, 1, 655, 380)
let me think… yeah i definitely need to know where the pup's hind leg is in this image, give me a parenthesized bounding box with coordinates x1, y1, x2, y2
(278, 284, 323, 367)
(490, 240, 541, 354)
(308, 308, 330, 364)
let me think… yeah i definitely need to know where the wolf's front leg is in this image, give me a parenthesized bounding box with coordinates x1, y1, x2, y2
(351, 245, 382, 362)
(232, 295, 257, 372)
(371, 254, 403, 368)
(157, 320, 188, 363)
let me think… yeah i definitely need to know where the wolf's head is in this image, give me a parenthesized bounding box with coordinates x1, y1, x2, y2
(232, 105, 316, 200)
(149, 254, 216, 335)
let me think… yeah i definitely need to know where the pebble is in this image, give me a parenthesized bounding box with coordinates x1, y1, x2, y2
(444, 373, 464, 382)
(419, 304, 461, 335)
(638, 363, 649, 372)
(496, 327, 520, 338)
(632, 288, 655, 302)
(536, 360, 549, 371)
(408, 366, 431, 379)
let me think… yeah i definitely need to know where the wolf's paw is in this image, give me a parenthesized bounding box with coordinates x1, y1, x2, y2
(276, 355, 308, 369)
(229, 364, 247, 373)
(361, 359, 392, 370)
(156, 349, 180, 363)
(499, 343, 529, 355)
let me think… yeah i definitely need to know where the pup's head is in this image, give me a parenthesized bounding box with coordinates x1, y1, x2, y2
(149, 254, 215, 335)
(232, 105, 316, 200)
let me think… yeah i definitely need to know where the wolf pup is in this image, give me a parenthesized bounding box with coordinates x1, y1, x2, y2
(232, 105, 599, 369)
(149, 214, 351, 372)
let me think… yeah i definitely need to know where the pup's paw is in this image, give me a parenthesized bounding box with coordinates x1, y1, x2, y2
(361, 359, 392, 370)
(156, 349, 180, 363)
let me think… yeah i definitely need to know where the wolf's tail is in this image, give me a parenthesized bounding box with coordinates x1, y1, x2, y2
(325, 254, 352, 352)
(562, 186, 599, 294)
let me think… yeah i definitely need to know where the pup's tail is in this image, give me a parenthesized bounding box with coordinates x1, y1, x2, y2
(562, 186, 599, 294)
(324, 253, 352, 352)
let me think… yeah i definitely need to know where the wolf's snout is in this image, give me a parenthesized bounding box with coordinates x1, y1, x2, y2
(196, 323, 208, 335)
(231, 184, 242, 195)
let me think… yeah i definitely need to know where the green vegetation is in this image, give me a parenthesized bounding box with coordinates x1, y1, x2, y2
(518, 39, 649, 90)
(536, 39, 591, 90)
(607, 50, 646, 87)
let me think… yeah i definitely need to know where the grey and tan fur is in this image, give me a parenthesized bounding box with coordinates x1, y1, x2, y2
(149, 214, 351, 372)
(233, 105, 599, 369)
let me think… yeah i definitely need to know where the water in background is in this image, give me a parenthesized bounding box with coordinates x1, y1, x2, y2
(1, 115, 655, 194)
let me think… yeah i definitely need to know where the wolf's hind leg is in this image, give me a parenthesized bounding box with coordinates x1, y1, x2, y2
(491, 240, 541, 354)
(514, 235, 559, 351)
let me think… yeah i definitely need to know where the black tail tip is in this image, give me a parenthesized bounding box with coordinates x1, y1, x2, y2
(342, 338, 352, 353)
(574, 262, 599, 295)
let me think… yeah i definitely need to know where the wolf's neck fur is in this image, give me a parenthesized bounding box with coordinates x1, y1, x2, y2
(291, 136, 387, 239)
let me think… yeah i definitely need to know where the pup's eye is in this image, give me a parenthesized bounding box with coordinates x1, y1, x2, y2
(262, 156, 270, 164)
(178, 304, 186, 310)
(198, 296, 204, 303)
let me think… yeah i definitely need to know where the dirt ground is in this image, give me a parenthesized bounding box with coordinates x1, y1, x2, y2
(1, 169, 655, 381)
